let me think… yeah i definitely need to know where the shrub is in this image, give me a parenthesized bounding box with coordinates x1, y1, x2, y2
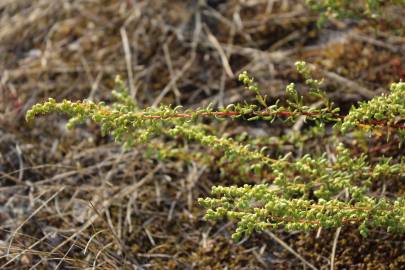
(26, 61, 405, 241)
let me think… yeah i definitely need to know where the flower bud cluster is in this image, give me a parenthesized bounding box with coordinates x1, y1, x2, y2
(342, 82, 405, 135)
(198, 184, 405, 240)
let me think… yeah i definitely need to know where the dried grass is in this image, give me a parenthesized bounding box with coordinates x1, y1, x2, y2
(1, 0, 404, 269)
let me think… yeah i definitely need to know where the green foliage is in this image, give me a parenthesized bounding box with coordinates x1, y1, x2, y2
(305, 0, 405, 26)
(342, 82, 405, 134)
(199, 184, 405, 240)
(26, 61, 405, 241)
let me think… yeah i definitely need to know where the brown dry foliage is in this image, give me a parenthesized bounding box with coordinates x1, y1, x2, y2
(1, 0, 404, 269)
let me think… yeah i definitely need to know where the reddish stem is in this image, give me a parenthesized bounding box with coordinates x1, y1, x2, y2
(140, 110, 405, 129)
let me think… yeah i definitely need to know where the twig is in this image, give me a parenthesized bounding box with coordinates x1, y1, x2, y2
(121, 27, 137, 100)
(330, 227, 342, 270)
(265, 230, 319, 270)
